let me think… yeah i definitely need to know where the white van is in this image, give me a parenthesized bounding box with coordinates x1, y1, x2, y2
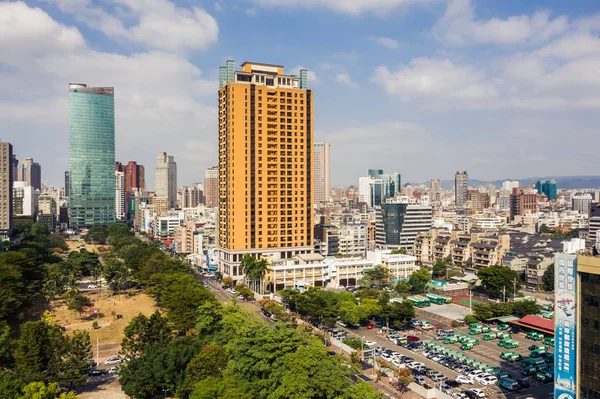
(435, 329, 455, 340)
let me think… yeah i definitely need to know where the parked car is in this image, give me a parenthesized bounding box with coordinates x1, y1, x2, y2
(470, 388, 487, 397)
(88, 368, 105, 376)
(104, 357, 122, 366)
(414, 375, 426, 385)
(336, 320, 347, 328)
(407, 335, 420, 342)
(453, 393, 468, 399)
(366, 323, 374, 329)
(456, 375, 474, 385)
(480, 376, 498, 386)
(516, 378, 532, 389)
(87, 284, 98, 289)
(445, 380, 462, 388)
(107, 367, 119, 375)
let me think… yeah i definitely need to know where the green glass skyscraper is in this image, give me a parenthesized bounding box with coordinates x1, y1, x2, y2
(68, 83, 115, 228)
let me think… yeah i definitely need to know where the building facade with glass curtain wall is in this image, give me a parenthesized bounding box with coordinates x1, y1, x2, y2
(68, 83, 115, 228)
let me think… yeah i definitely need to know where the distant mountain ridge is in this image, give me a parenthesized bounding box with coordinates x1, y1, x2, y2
(412, 176, 600, 190)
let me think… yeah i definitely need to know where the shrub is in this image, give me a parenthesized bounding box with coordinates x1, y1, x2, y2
(92, 321, 99, 329)
(464, 315, 477, 324)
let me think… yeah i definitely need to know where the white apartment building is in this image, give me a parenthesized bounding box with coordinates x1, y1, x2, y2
(155, 152, 177, 208)
(115, 171, 125, 219)
(472, 215, 506, 230)
(313, 142, 330, 203)
(13, 181, 39, 217)
(265, 250, 419, 291)
(572, 193, 593, 215)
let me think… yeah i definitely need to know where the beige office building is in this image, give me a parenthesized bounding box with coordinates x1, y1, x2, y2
(217, 60, 314, 279)
(313, 142, 330, 203)
(0, 142, 13, 238)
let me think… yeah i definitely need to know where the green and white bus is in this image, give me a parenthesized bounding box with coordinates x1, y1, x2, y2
(426, 293, 452, 305)
(408, 295, 431, 308)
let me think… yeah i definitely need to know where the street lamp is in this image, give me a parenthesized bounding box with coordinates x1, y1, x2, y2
(162, 387, 170, 399)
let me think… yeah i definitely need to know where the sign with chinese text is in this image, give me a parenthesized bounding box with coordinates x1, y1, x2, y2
(554, 253, 577, 399)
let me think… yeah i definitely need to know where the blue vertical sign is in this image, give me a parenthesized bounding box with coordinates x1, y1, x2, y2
(554, 253, 577, 399)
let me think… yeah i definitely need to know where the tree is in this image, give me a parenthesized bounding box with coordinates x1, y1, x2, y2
(14, 321, 59, 377)
(59, 331, 92, 389)
(432, 260, 447, 279)
(389, 301, 416, 328)
(83, 227, 108, 245)
(391, 248, 408, 255)
(18, 381, 79, 399)
(359, 297, 382, 320)
(0, 262, 28, 321)
(104, 258, 129, 298)
(184, 345, 228, 392)
(222, 276, 234, 288)
(510, 301, 542, 318)
(542, 266, 554, 292)
(396, 367, 413, 386)
(234, 283, 254, 301)
(65, 292, 91, 320)
(147, 273, 216, 331)
(119, 338, 201, 399)
(409, 268, 430, 293)
(464, 314, 478, 324)
(338, 301, 362, 326)
(394, 279, 410, 294)
(0, 321, 12, 369)
(477, 266, 522, 300)
(360, 266, 390, 287)
(239, 255, 270, 294)
(121, 311, 172, 359)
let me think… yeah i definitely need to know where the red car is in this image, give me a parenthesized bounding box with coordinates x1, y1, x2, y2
(407, 336, 420, 342)
(366, 323, 374, 329)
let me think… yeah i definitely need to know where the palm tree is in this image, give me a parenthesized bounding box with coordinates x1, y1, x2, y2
(239, 255, 271, 294)
(240, 255, 256, 290)
(253, 258, 271, 295)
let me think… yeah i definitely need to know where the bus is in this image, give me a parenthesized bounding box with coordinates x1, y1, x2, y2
(426, 293, 452, 305)
(408, 296, 431, 308)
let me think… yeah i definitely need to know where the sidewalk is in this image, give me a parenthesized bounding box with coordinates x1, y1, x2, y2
(373, 376, 425, 399)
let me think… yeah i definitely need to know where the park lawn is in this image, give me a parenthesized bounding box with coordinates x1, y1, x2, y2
(54, 290, 158, 359)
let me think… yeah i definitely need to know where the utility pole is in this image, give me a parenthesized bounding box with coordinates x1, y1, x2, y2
(502, 286, 506, 303)
(513, 278, 517, 299)
(96, 336, 99, 365)
(469, 290, 472, 315)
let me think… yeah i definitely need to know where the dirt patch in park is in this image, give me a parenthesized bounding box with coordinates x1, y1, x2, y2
(53, 291, 158, 361)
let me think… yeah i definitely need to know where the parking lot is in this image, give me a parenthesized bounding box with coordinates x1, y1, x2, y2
(418, 303, 472, 321)
(334, 319, 554, 399)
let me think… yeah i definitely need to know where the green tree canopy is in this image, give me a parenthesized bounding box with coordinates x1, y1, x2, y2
(409, 268, 430, 293)
(543, 265, 554, 292)
(147, 273, 216, 330)
(121, 311, 172, 359)
(477, 266, 522, 299)
(432, 260, 448, 279)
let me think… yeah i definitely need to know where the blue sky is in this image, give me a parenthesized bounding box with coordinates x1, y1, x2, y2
(2, 0, 600, 188)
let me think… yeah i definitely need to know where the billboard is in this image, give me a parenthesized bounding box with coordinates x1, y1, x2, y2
(554, 253, 577, 399)
(208, 248, 219, 266)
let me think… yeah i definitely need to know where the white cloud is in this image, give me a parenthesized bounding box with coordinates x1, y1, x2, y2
(434, 0, 567, 45)
(369, 36, 400, 49)
(335, 73, 358, 88)
(290, 66, 320, 85)
(0, 2, 85, 64)
(372, 58, 497, 100)
(252, 0, 428, 15)
(0, 2, 217, 188)
(48, 0, 219, 53)
(537, 32, 600, 60)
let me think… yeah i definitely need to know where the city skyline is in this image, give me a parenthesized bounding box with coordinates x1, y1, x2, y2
(3, 1, 600, 188)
